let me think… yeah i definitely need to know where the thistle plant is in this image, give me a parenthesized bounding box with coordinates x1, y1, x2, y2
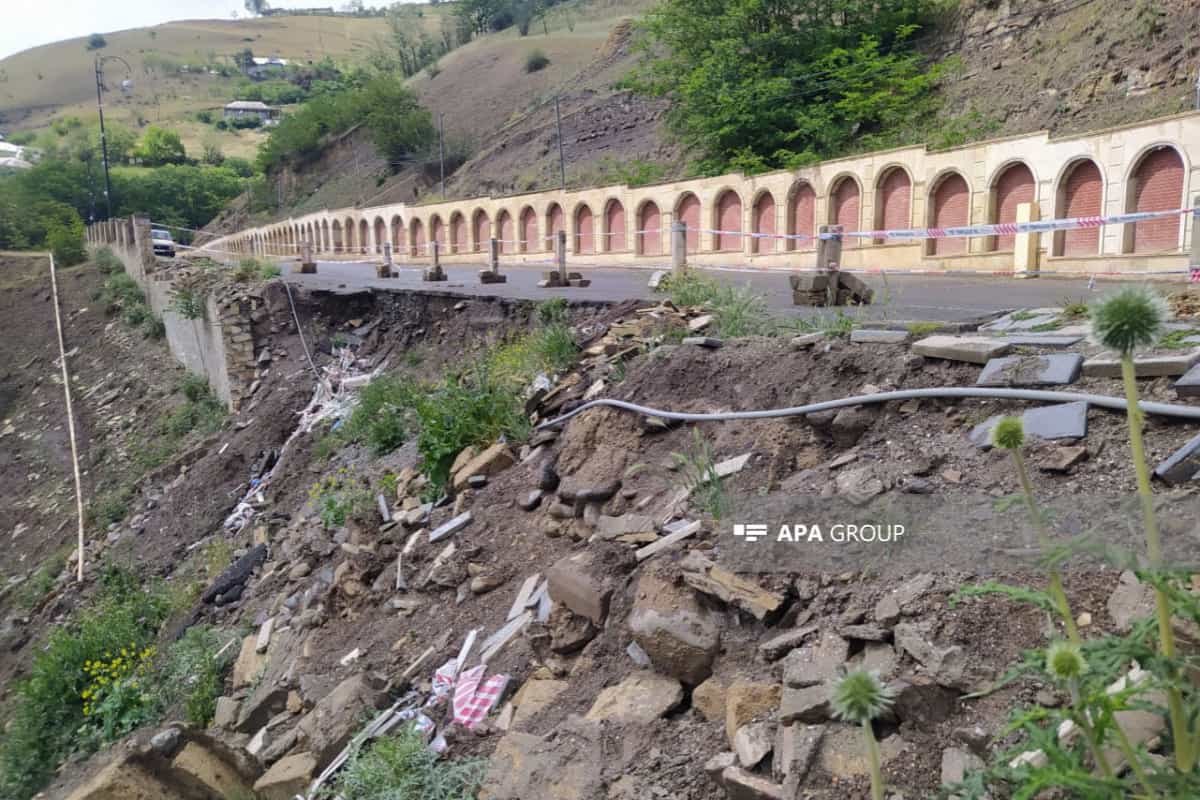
(1090, 287, 1193, 771)
(991, 416, 1079, 644)
(831, 670, 894, 800)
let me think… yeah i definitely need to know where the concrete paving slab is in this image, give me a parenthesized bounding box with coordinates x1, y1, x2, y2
(1082, 349, 1200, 379)
(850, 329, 909, 344)
(1155, 432, 1200, 485)
(970, 401, 1089, 449)
(996, 335, 1084, 348)
(911, 336, 1011, 365)
(976, 354, 1083, 387)
(979, 309, 1062, 332)
(1174, 362, 1200, 398)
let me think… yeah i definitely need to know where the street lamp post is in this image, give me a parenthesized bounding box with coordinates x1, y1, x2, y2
(93, 55, 131, 221)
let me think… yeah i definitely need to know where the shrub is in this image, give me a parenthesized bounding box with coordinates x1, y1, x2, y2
(0, 570, 170, 799)
(309, 470, 375, 529)
(321, 724, 486, 800)
(536, 297, 569, 326)
(524, 49, 550, 73)
(232, 257, 281, 283)
(229, 115, 262, 130)
(156, 625, 236, 726)
(342, 375, 418, 456)
(416, 367, 530, 493)
(47, 217, 86, 266)
(94, 246, 122, 274)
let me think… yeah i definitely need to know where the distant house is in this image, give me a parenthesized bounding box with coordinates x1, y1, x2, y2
(223, 100, 280, 125)
(0, 141, 24, 158)
(246, 57, 289, 78)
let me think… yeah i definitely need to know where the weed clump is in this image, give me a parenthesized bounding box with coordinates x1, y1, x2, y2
(321, 724, 486, 800)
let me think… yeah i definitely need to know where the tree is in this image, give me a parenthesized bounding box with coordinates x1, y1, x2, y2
(360, 77, 436, 164)
(455, 0, 509, 34)
(623, 0, 944, 174)
(86, 33, 107, 51)
(135, 126, 187, 166)
(244, 0, 269, 16)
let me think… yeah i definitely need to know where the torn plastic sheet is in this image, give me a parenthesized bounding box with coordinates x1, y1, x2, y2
(222, 347, 383, 533)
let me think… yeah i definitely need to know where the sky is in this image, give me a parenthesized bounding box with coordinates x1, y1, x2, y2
(0, 1, 397, 60)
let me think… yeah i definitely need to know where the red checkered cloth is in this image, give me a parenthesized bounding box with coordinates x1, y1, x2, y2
(452, 665, 509, 729)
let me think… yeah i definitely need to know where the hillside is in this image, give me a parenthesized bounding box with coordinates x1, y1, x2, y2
(221, 0, 1199, 232)
(0, 13, 429, 159)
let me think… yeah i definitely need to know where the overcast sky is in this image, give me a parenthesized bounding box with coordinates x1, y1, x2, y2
(0, 1, 397, 60)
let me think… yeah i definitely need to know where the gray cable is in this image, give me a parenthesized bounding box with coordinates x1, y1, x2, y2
(537, 387, 1200, 429)
(284, 280, 319, 380)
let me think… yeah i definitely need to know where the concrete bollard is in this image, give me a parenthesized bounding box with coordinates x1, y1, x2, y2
(301, 240, 318, 274)
(480, 237, 507, 284)
(423, 240, 446, 282)
(1190, 194, 1200, 279)
(671, 221, 687, 274)
(1013, 201, 1040, 279)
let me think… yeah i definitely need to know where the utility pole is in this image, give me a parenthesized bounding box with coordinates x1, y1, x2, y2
(1195, 66, 1200, 110)
(554, 94, 566, 191)
(93, 55, 131, 221)
(439, 112, 446, 200)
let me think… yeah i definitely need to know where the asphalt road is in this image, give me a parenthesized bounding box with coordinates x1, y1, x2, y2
(281, 258, 1156, 324)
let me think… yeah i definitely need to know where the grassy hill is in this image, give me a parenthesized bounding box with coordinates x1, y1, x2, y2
(0, 12, 450, 159)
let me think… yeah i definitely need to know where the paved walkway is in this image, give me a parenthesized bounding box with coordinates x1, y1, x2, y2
(282, 258, 1156, 323)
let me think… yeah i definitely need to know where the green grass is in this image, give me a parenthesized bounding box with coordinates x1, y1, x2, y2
(671, 429, 730, 520)
(232, 257, 282, 283)
(97, 264, 164, 338)
(1157, 328, 1200, 350)
(1060, 298, 1090, 318)
(657, 271, 774, 337)
(905, 321, 941, 337)
(320, 724, 486, 800)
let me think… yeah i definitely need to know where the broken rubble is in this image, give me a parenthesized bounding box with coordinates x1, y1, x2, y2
(734, 721, 775, 768)
(253, 751, 317, 800)
(680, 552, 784, 621)
(547, 551, 611, 624)
(782, 630, 850, 688)
(773, 723, 824, 787)
(778, 684, 832, 724)
(718, 766, 784, 800)
(725, 680, 782, 745)
(584, 671, 684, 724)
(628, 570, 721, 685)
(693, 677, 728, 722)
